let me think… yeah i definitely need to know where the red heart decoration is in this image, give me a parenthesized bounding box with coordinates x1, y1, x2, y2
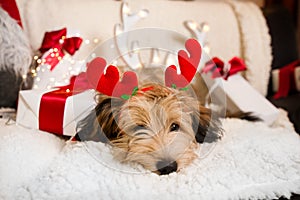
(165, 39, 202, 88)
(87, 57, 138, 97)
(165, 65, 189, 88)
(86, 57, 119, 96)
(112, 71, 138, 97)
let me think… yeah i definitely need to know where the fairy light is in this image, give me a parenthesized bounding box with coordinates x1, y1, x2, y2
(184, 20, 210, 48)
(114, 2, 149, 70)
(138, 10, 148, 18)
(202, 23, 210, 32)
(31, 27, 101, 91)
(93, 38, 99, 43)
(203, 44, 211, 54)
(123, 3, 130, 14)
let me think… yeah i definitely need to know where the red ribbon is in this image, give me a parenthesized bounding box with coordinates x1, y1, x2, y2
(202, 57, 247, 80)
(39, 27, 83, 70)
(273, 60, 300, 99)
(38, 72, 92, 135)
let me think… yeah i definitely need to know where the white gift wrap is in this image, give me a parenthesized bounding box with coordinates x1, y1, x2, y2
(272, 66, 300, 92)
(221, 75, 279, 125)
(16, 89, 96, 136)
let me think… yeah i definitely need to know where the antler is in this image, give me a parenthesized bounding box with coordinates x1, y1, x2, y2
(86, 39, 201, 99)
(86, 57, 138, 98)
(165, 39, 202, 88)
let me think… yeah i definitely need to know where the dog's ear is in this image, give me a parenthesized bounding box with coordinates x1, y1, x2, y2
(76, 95, 124, 142)
(192, 105, 223, 143)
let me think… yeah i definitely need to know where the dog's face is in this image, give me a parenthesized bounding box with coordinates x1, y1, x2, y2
(89, 83, 222, 175)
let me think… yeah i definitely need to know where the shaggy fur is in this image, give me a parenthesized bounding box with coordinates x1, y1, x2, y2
(76, 83, 222, 175)
(0, 8, 32, 108)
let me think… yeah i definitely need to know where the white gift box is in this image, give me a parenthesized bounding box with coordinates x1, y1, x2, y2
(206, 74, 279, 125)
(16, 89, 96, 136)
(272, 66, 300, 92)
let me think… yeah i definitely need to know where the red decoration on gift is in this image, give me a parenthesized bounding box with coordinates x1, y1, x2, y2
(202, 57, 247, 80)
(39, 27, 83, 71)
(273, 60, 300, 99)
(165, 39, 202, 88)
(38, 72, 92, 135)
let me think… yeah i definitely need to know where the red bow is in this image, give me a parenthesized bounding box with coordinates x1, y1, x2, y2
(39, 72, 92, 135)
(202, 57, 247, 80)
(39, 28, 83, 70)
(273, 60, 300, 99)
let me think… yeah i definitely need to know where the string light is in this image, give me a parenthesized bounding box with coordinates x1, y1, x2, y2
(114, 2, 149, 70)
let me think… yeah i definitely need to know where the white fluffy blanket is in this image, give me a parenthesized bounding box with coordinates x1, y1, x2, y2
(1, 110, 300, 200)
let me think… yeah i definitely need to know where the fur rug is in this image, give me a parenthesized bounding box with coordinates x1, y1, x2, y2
(0, 8, 32, 107)
(0, 109, 299, 200)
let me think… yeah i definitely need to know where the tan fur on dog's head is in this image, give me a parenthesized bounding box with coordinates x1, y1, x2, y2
(77, 83, 222, 175)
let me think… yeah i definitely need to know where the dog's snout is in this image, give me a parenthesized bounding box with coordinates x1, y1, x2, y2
(156, 160, 178, 175)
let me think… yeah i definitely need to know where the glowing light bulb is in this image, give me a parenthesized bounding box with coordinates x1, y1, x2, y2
(189, 22, 198, 30)
(202, 23, 210, 32)
(153, 55, 160, 63)
(34, 55, 39, 60)
(93, 38, 99, 43)
(22, 74, 27, 79)
(203, 44, 210, 54)
(138, 10, 148, 18)
(123, 3, 130, 14)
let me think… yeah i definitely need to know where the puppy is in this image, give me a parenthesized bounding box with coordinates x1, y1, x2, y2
(76, 81, 222, 175)
(75, 39, 257, 175)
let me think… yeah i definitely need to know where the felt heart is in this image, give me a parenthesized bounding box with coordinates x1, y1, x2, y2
(165, 39, 202, 88)
(87, 57, 138, 97)
(165, 65, 189, 88)
(86, 57, 119, 96)
(112, 71, 138, 98)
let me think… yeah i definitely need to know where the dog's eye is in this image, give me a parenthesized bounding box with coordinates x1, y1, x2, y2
(170, 123, 180, 132)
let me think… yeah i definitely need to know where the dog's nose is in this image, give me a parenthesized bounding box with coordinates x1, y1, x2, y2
(156, 160, 178, 175)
